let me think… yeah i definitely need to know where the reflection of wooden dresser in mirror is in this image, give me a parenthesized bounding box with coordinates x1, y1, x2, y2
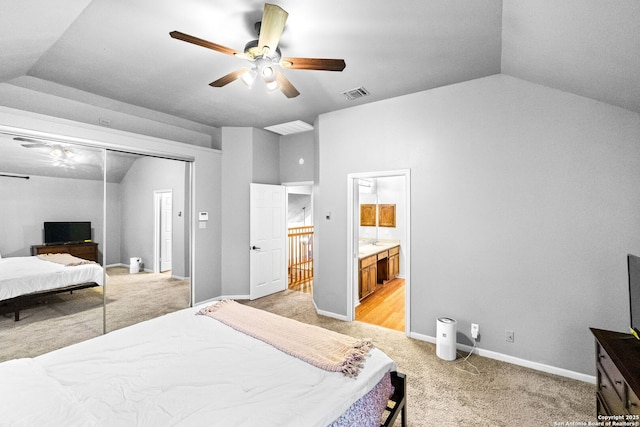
(31, 242, 99, 262)
(360, 204, 376, 226)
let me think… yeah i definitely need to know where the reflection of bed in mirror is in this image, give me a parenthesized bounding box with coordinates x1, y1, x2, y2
(0, 254, 104, 321)
(0, 300, 406, 426)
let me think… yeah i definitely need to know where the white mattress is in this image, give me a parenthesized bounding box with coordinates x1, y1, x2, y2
(0, 303, 396, 426)
(0, 256, 104, 301)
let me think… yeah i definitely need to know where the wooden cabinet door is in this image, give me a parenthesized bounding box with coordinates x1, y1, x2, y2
(360, 204, 376, 226)
(390, 254, 400, 278)
(378, 204, 396, 227)
(367, 264, 377, 296)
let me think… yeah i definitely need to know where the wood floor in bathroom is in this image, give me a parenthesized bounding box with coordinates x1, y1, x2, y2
(288, 277, 405, 332)
(356, 278, 405, 332)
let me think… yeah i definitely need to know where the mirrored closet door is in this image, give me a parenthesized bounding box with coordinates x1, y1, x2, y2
(104, 151, 191, 332)
(0, 133, 193, 361)
(0, 134, 105, 361)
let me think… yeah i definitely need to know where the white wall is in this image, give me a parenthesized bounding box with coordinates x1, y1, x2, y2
(0, 175, 105, 259)
(220, 127, 280, 297)
(221, 127, 253, 297)
(314, 74, 640, 375)
(0, 83, 219, 148)
(118, 156, 187, 277)
(280, 131, 314, 183)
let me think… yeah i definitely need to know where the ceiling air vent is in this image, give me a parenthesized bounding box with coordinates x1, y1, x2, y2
(342, 86, 370, 101)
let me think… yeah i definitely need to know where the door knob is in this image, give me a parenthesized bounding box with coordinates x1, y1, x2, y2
(251, 246, 261, 250)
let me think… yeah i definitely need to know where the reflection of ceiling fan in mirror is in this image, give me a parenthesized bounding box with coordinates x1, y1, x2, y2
(170, 3, 346, 98)
(14, 137, 104, 175)
(16, 137, 76, 161)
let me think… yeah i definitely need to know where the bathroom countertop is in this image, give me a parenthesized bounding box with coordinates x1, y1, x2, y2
(357, 240, 400, 260)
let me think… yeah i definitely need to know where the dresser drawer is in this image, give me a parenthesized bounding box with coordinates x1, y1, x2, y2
(629, 387, 640, 415)
(598, 343, 626, 400)
(70, 246, 96, 256)
(598, 367, 627, 415)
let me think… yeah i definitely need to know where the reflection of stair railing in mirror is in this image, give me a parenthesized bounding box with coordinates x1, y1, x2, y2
(288, 226, 314, 289)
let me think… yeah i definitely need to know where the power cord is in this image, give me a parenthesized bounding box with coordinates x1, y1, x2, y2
(454, 338, 480, 375)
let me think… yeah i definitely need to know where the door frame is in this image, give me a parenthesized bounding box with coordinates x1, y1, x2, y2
(153, 189, 173, 274)
(346, 169, 411, 336)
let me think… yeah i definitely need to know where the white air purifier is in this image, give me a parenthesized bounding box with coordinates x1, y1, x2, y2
(436, 317, 457, 361)
(129, 257, 142, 274)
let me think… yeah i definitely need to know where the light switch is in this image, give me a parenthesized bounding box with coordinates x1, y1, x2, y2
(199, 212, 209, 221)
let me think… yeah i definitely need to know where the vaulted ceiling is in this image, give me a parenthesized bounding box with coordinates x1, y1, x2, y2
(0, 0, 638, 133)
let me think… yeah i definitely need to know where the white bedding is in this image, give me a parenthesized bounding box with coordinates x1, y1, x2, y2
(0, 256, 104, 301)
(0, 303, 396, 426)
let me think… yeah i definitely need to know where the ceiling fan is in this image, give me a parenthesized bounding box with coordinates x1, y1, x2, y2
(170, 3, 346, 98)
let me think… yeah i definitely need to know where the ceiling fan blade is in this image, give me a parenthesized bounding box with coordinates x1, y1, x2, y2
(209, 67, 250, 87)
(275, 71, 300, 98)
(258, 3, 288, 55)
(170, 31, 244, 57)
(280, 57, 346, 71)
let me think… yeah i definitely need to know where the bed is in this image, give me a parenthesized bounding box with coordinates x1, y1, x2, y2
(0, 300, 406, 426)
(0, 254, 104, 321)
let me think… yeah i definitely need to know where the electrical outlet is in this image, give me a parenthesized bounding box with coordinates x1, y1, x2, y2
(506, 330, 515, 343)
(471, 323, 479, 339)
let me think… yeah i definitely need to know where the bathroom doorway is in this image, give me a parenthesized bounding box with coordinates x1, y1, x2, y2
(347, 170, 410, 334)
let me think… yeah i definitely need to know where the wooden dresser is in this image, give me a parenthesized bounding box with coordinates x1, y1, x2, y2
(591, 328, 640, 417)
(31, 242, 99, 262)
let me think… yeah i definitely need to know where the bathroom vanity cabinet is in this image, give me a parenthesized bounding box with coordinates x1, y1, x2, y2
(358, 244, 400, 301)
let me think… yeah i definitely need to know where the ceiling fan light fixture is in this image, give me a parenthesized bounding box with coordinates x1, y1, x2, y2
(265, 80, 279, 92)
(240, 68, 258, 87)
(262, 65, 275, 79)
(50, 147, 63, 158)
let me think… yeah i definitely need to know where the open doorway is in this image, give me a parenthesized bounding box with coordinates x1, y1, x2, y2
(285, 184, 313, 294)
(154, 189, 173, 273)
(347, 170, 410, 334)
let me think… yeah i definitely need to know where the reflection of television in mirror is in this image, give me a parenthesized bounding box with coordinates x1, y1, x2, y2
(44, 222, 92, 245)
(628, 254, 640, 339)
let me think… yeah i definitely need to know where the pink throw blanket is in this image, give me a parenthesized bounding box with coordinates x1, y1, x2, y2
(199, 300, 372, 377)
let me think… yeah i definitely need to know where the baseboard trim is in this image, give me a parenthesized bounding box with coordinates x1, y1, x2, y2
(312, 299, 349, 321)
(409, 332, 596, 384)
(105, 263, 126, 268)
(215, 295, 251, 301)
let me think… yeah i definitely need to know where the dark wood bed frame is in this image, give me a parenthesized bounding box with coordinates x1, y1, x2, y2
(382, 371, 407, 427)
(2, 282, 99, 321)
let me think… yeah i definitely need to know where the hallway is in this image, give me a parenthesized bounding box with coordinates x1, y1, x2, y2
(355, 278, 405, 332)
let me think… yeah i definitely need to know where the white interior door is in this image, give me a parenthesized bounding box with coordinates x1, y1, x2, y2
(160, 191, 173, 272)
(250, 183, 286, 300)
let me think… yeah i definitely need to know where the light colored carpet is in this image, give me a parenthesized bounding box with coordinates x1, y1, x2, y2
(0, 266, 190, 361)
(242, 290, 596, 427)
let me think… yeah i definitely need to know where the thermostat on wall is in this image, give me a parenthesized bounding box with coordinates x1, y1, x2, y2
(199, 212, 209, 221)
